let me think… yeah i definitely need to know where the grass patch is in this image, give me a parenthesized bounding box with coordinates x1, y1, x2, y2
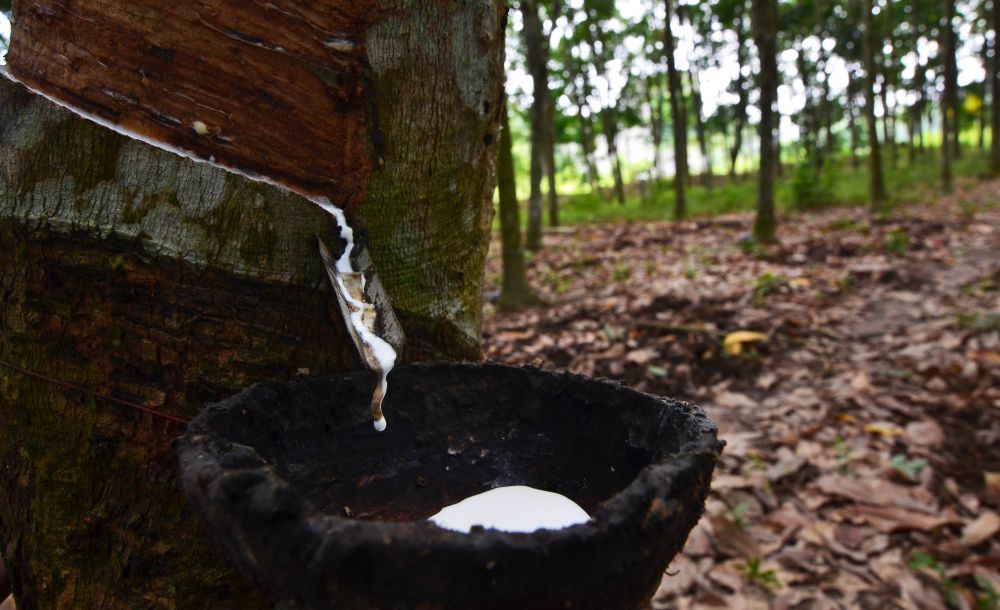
(504, 149, 990, 228)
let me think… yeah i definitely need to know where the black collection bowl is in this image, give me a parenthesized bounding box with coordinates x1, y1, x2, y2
(176, 363, 723, 610)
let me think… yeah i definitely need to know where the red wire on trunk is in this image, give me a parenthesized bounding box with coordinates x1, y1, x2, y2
(0, 359, 190, 426)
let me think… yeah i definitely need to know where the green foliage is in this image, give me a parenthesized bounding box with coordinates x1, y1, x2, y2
(888, 453, 928, 480)
(883, 228, 909, 257)
(975, 575, 999, 610)
(792, 162, 834, 210)
(600, 324, 626, 341)
(613, 264, 632, 281)
(957, 311, 1000, 333)
(959, 199, 979, 220)
(740, 558, 781, 590)
(909, 552, 959, 605)
(739, 236, 768, 259)
(544, 271, 573, 295)
(646, 365, 668, 378)
(753, 272, 785, 302)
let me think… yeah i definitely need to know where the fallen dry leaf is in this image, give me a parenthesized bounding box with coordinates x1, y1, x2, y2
(843, 504, 960, 533)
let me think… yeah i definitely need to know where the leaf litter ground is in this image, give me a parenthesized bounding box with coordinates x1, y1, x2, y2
(483, 180, 1000, 609)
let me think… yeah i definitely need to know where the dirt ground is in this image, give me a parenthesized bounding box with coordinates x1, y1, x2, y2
(482, 179, 1000, 609)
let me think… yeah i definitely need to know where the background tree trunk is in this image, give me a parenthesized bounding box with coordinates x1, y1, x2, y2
(664, 0, 689, 220)
(601, 106, 628, 205)
(992, 0, 1000, 175)
(847, 68, 861, 168)
(730, 7, 750, 182)
(862, 0, 887, 211)
(752, 0, 778, 244)
(522, 0, 547, 250)
(687, 69, 714, 188)
(942, 0, 955, 193)
(497, 100, 533, 312)
(0, 1, 505, 607)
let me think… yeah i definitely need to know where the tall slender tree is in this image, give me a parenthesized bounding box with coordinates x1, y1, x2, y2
(664, 0, 689, 220)
(498, 100, 535, 312)
(752, 0, 778, 243)
(992, 0, 1000, 174)
(522, 0, 547, 250)
(942, 0, 956, 193)
(862, 0, 887, 211)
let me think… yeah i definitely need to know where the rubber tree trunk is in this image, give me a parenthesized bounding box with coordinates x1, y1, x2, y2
(645, 74, 666, 181)
(862, 0, 887, 211)
(847, 68, 862, 169)
(796, 48, 817, 165)
(980, 37, 990, 151)
(730, 9, 750, 182)
(687, 69, 714, 188)
(880, 6, 898, 169)
(601, 106, 628, 206)
(0, 1, 506, 607)
(664, 0, 688, 221)
(497, 100, 533, 312)
(564, 47, 601, 191)
(942, 0, 956, 193)
(520, 0, 558, 228)
(752, 0, 778, 244)
(992, 0, 1000, 175)
(522, 0, 549, 248)
(815, 0, 834, 162)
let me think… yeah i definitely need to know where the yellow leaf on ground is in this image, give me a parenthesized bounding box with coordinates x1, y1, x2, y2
(863, 422, 905, 437)
(722, 331, 769, 356)
(789, 278, 811, 288)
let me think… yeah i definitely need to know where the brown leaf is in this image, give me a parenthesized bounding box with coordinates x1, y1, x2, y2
(985, 471, 1000, 506)
(706, 514, 760, 559)
(625, 347, 659, 365)
(714, 391, 757, 410)
(954, 511, 1000, 548)
(844, 504, 960, 533)
(905, 419, 945, 449)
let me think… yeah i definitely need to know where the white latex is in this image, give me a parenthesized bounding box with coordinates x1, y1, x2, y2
(429, 486, 590, 534)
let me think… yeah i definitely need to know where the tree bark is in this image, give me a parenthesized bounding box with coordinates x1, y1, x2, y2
(992, 0, 1000, 174)
(752, 0, 778, 244)
(664, 0, 688, 220)
(687, 69, 714, 188)
(522, 0, 547, 249)
(942, 0, 956, 192)
(645, 75, 667, 181)
(601, 106, 628, 205)
(815, 0, 835, 161)
(980, 35, 990, 151)
(796, 48, 818, 165)
(0, 1, 505, 607)
(847, 68, 861, 169)
(523, 1, 559, 228)
(566, 52, 601, 191)
(730, 8, 750, 182)
(497, 100, 533, 312)
(862, 0, 887, 211)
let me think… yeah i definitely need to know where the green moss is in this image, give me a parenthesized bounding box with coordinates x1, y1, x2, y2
(15, 116, 125, 199)
(183, 175, 280, 269)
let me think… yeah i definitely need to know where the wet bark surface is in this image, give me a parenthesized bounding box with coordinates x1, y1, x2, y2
(178, 363, 722, 610)
(7, 0, 376, 206)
